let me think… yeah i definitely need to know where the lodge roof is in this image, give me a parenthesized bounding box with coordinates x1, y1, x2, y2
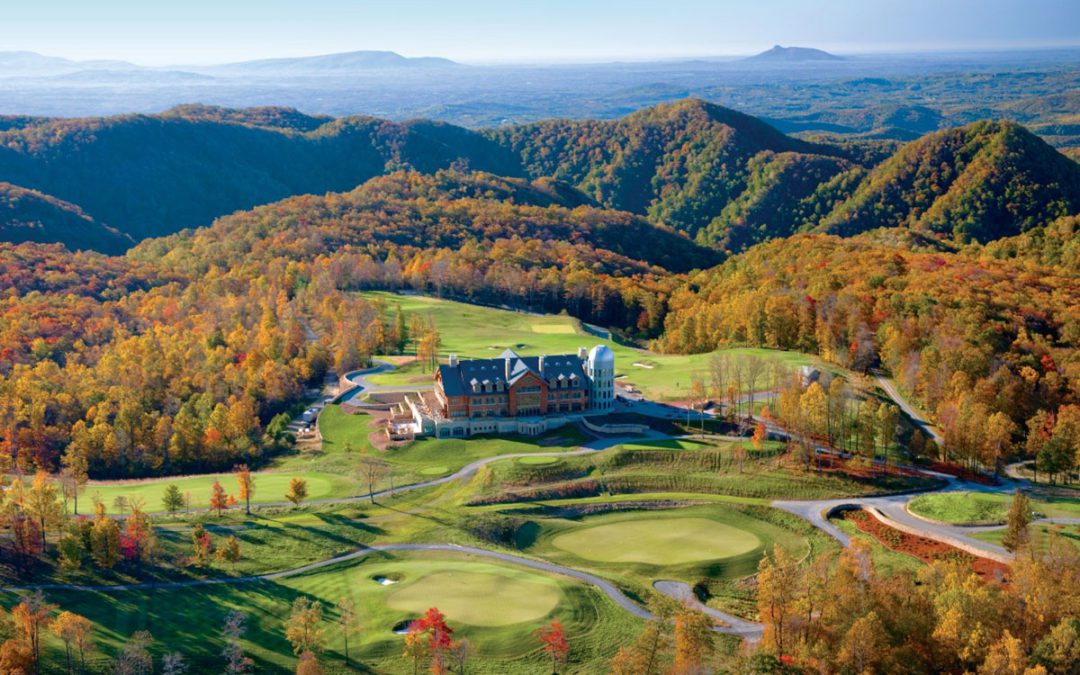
(437, 349, 587, 397)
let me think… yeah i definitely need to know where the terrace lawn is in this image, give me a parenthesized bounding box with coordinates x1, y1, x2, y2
(361, 291, 820, 400)
(315, 406, 587, 491)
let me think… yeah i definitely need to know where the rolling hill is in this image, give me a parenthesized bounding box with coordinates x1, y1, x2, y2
(0, 108, 522, 243)
(1, 100, 1078, 255)
(0, 181, 131, 253)
(820, 120, 1080, 243)
(488, 99, 849, 244)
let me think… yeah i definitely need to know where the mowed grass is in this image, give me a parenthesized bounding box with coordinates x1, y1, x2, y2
(522, 504, 810, 588)
(316, 403, 378, 454)
(908, 490, 1080, 525)
(971, 523, 1080, 553)
(551, 517, 760, 565)
(22, 551, 640, 673)
(387, 569, 562, 626)
(80, 470, 355, 515)
(519, 456, 561, 465)
(361, 291, 820, 400)
(907, 492, 1011, 525)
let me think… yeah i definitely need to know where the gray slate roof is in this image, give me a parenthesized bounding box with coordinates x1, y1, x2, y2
(438, 349, 587, 397)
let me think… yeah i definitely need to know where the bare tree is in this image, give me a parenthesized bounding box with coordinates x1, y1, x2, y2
(358, 456, 390, 503)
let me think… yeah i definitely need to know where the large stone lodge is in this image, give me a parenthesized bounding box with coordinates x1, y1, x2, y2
(405, 345, 615, 438)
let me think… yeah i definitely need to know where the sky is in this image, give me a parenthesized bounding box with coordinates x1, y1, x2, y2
(3, 0, 1079, 65)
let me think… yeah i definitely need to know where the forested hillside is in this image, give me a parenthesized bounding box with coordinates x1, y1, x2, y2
(655, 233, 1080, 472)
(820, 121, 1080, 243)
(0, 107, 522, 241)
(2, 100, 1079, 255)
(0, 182, 131, 253)
(488, 99, 849, 246)
(0, 170, 715, 478)
(0, 102, 1078, 480)
(135, 170, 712, 333)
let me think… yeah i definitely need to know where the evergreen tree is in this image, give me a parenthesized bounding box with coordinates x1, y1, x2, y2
(1002, 489, 1033, 553)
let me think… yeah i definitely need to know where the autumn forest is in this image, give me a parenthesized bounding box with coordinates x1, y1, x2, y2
(0, 91, 1079, 674)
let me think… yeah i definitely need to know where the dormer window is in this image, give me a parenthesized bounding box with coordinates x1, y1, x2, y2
(470, 378, 480, 393)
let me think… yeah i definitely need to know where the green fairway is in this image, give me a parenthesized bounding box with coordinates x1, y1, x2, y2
(361, 291, 820, 400)
(418, 465, 449, 475)
(518, 455, 560, 465)
(25, 551, 639, 673)
(908, 491, 1080, 525)
(551, 517, 761, 565)
(387, 569, 562, 626)
(522, 504, 811, 589)
(80, 470, 355, 515)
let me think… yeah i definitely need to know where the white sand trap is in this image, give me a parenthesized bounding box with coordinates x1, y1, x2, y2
(532, 324, 576, 334)
(632, 362, 655, 369)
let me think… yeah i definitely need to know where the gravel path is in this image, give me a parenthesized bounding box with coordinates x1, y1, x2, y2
(653, 580, 763, 641)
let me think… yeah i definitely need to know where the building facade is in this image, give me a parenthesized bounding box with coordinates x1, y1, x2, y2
(424, 345, 615, 437)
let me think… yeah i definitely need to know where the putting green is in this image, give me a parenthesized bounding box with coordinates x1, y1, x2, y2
(419, 466, 450, 476)
(387, 570, 562, 626)
(518, 456, 560, 465)
(552, 517, 761, 565)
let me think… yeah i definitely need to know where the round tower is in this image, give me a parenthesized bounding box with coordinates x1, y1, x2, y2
(586, 345, 615, 412)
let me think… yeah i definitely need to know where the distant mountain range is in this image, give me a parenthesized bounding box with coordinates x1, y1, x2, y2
(0, 49, 459, 79)
(207, 50, 460, 75)
(0, 51, 138, 76)
(745, 45, 842, 62)
(1, 99, 1077, 254)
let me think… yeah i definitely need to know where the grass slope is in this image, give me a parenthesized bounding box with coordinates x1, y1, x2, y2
(908, 491, 1080, 526)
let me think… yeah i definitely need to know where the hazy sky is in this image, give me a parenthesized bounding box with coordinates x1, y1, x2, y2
(4, 0, 1080, 65)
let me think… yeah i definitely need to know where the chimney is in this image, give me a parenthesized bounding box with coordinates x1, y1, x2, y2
(539, 354, 545, 374)
(448, 354, 458, 367)
(578, 346, 587, 359)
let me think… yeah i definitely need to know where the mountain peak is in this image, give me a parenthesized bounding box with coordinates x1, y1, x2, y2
(746, 45, 842, 62)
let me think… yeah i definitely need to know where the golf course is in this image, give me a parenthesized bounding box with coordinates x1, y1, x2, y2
(0, 293, 996, 673)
